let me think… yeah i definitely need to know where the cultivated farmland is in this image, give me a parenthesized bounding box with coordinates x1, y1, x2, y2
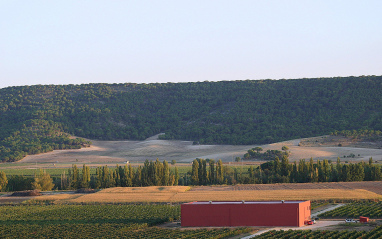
(319, 201, 382, 218)
(0, 204, 252, 238)
(254, 227, 382, 239)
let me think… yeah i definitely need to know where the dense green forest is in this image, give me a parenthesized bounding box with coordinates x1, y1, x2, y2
(1, 75, 382, 162)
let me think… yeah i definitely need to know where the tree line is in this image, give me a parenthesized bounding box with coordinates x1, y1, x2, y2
(331, 129, 382, 140)
(0, 159, 180, 191)
(0, 169, 54, 192)
(61, 160, 180, 190)
(186, 156, 382, 185)
(1, 75, 382, 162)
(0, 157, 381, 192)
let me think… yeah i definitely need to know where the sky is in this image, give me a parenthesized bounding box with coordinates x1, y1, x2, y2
(1, 1, 382, 89)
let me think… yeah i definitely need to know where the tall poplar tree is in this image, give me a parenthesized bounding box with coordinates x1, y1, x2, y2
(174, 167, 179, 186)
(163, 160, 170, 186)
(70, 164, 80, 189)
(0, 171, 7, 191)
(209, 159, 215, 184)
(191, 159, 199, 185)
(217, 159, 224, 184)
(81, 164, 90, 188)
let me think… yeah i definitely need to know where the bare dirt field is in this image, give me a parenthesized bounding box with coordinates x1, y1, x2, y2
(18, 134, 382, 165)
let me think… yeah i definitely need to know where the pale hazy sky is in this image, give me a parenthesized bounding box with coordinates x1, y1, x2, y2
(1, 1, 381, 89)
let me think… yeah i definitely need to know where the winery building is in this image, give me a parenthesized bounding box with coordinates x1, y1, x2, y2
(181, 200, 311, 227)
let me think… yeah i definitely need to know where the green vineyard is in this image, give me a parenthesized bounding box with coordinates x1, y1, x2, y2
(0, 204, 251, 238)
(319, 201, 382, 219)
(255, 226, 382, 239)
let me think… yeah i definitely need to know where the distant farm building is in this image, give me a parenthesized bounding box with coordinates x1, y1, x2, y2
(181, 200, 311, 227)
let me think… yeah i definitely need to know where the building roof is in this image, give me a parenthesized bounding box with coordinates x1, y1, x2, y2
(184, 200, 308, 205)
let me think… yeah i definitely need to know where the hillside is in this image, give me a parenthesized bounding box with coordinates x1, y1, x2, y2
(18, 135, 382, 164)
(1, 75, 382, 162)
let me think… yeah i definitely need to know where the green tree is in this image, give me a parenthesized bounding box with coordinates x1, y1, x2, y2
(298, 159, 308, 183)
(191, 159, 199, 185)
(6, 175, 32, 191)
(128, 164, 134, 187)
(290, 162, 298, 183)
(163, 160, 170, 186)
(31, 169, 54, 191)
(341, 164, 352, 182)
(254, 147, 263, 153)
(248, 166, 255, 180)
(280, 155, 290, 177)
(322, 159, 330, 182)
(0, 171, 7, 191)
(154, 159, 163, 186)
(274, 157, 281, 175)
(209, 159, 215, 184)
(174, 167, 179, 186)
(70, 164, 80, 189)
(60, 171, 69, 190)
(372, 165, 382, 180)
(216, 159, 224, 184)
(121, 164, 129, 187)
(81, 164, 90, 188)
(134, 166, 142, 186)
(336, 157, 342, 176)
(352, 163, 365, 181)
(95, 167, 102, 189)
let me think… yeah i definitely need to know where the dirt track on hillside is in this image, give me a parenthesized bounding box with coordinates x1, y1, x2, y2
(20, 135, 382, 164)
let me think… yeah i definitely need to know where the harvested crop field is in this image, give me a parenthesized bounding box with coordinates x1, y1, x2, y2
(33, 182, 382, 204)
(170, 189, 379, 202)
(189, 181, 382, 195)
(0, 196, 35, 204)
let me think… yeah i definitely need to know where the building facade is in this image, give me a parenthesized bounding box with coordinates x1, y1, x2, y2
(181, 200, 311, 227)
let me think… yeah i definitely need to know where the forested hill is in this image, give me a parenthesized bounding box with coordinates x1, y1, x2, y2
(1, 75, 382, 162)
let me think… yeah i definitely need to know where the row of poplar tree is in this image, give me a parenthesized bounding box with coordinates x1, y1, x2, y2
(61, 159, 180, 190)
(1, 157, 381, 192)
(262, 156, 382, 184)
(185, 157, 382, 185)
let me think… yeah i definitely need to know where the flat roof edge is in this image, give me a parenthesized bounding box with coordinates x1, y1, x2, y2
(183, 200, 310, 205)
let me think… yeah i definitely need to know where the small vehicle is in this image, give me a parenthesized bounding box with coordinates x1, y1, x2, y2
(345, 219, 356, 223)
(314, 217, 319, 221)
(307, 220, 314, 225)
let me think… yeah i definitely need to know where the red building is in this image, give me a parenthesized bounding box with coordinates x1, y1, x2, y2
(181, 200, 311, 227)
